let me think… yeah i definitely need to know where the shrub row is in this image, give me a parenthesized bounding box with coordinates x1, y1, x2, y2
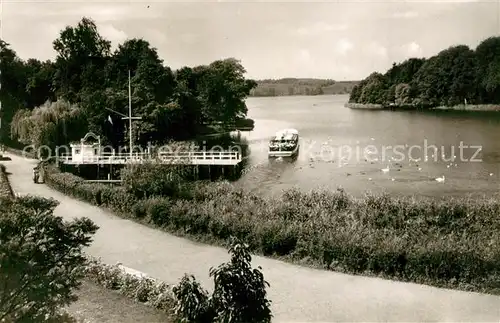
(0, 164, 14, 199)
(83, 257, 176, 315)
(44, 166, 500, 294)
(83, 238, 273, 323)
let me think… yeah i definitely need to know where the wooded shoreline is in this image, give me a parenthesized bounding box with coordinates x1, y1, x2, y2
(345, 102, 500, 111)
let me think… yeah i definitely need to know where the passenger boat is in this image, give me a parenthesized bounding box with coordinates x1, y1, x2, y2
(268, 128, 300, 158)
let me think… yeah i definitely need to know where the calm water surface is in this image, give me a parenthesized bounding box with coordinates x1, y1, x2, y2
(235, 94, 500, 198)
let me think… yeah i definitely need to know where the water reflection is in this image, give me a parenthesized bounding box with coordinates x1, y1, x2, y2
(236, 94, 500, 198)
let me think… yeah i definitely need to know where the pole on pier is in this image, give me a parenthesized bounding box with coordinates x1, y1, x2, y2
(121, 70, 142, 159)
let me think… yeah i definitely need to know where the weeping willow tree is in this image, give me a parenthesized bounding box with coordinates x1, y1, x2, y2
(11, 100, 88, 151)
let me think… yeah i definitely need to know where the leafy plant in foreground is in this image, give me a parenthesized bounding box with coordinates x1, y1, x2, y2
(173, 238, 272, 323)
(0, 195, 99, 322)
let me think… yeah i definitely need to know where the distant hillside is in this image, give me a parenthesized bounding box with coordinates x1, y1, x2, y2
(249, 78, 360, 97)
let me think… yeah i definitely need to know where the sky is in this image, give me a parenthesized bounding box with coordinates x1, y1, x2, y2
(1, 0, 500, 80)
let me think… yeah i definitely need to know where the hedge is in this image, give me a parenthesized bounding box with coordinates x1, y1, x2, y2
(0, 164, 14, 199)
(83, 257, 175, 314)
(44, 165, 500, 294)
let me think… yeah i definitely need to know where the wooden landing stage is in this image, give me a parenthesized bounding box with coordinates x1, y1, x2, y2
(59, 151, 242, 166)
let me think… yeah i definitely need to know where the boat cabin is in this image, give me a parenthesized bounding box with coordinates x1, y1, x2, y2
(269, 129, 299, 151)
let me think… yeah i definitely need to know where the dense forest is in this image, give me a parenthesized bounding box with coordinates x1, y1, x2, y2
(249, 78, 359, 97)
(349, 36, 500, 108)
(0, 17, 257, 152)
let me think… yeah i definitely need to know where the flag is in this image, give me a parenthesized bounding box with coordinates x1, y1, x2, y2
(107, 115, 113, 125)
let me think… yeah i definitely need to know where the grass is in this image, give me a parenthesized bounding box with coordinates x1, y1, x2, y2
(66, 280, 174, 323)
(43, 164, 500, 296)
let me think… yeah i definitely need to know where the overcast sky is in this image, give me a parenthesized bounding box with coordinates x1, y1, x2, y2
(2, 0, 499, 80)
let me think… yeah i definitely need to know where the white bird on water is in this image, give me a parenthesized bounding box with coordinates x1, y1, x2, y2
(381, 165, 390, 173)
(435, 175, 445, 183)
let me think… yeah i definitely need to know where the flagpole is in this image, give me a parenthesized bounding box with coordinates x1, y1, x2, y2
(128, 70, 132, 158)
(106, 70, 141, 160)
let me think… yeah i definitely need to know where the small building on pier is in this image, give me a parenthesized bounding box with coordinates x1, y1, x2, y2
(58, 132, 245, 181)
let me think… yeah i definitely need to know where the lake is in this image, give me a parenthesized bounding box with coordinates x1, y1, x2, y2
(235, 94, 500, 198)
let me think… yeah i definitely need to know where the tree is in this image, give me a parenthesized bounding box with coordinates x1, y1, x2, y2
(1, 17, 257, 150)
(412, 45, 477, 106)
(394, 83, 412, 106)
(10, 100, 87, 152)
(197, 58, 257, 124)
(358, 72, 387, 104)
(475, 36, 500, 103)
(0, 41, 30, 145)
(25, 59, 57, 108)
(52, 17, 111, 102)
(0, 195, 98, 322)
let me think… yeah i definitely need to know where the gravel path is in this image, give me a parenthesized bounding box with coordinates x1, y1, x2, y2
(5, 153, 500, 322)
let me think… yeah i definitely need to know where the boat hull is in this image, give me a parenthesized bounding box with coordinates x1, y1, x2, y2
(268, 144, 300, 158)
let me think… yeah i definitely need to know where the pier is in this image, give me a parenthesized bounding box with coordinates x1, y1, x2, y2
(58, 151, 242, 166)
(57, 132, 245, 182)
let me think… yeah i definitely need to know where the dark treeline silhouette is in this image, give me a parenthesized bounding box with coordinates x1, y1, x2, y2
(0, 17, 257, 151)
(349, 36, 500, 108)
(250, 78, 359, 97)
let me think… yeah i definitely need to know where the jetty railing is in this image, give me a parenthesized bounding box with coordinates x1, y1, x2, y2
(58, 151, 241, 166)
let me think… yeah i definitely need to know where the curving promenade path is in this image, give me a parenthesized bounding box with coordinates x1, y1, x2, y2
(4, 153, 500, 322)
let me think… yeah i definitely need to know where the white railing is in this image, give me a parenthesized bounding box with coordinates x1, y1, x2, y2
(58, 151, 241, 164)
(58, 153, 149, 163)
(157, 151, 240, 161)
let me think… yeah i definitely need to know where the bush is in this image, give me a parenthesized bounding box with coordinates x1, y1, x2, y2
(121, 162, 191, 199)
(84, 258, 175, 312)
(45, 166, 500, 294)
(0, 164, 13, 199)
(0, 195, 99, 322)
(173, 239, 272, 323)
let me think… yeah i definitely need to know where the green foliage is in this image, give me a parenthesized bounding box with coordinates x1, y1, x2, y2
(44, 165, 138, 214)
(0, 195, 98, 322)
(84, 258, 175, 312)
(350, 37, 500, 107)
(121, 161, 190, 199)
(250, 78, 359, 97)
(172, 275, 213, 322)
(173, 239, 272, 323)
(10, 100, 87, 151)
(0, 17, 255, 149)
(0, 164, 13, 199)
(209, 240, 272, 323)
(44, 168, 500, 294)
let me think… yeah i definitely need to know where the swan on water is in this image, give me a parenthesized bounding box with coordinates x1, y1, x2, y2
(435, 175, 445, 183)
(381, 165, 390, 173)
